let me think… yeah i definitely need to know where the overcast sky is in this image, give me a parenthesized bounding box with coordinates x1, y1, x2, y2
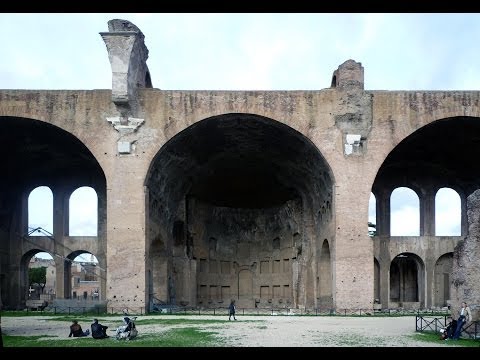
(3, 13, 468, 258)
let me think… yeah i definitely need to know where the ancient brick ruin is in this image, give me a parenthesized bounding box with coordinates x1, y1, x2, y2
(0, 19, 478, 317)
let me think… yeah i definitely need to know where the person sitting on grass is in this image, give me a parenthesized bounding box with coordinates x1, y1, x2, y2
(68, 320, 90, 337)
(91, 318, 109, 339)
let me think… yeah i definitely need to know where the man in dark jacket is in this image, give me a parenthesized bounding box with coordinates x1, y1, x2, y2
(91, 318, 109, 339)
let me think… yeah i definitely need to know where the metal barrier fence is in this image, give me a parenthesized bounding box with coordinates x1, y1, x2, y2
(25, 305, 450, 317)
(416, 315, 449, 332)
(416, 315, 479, 339)
(463, 320, 480, 339)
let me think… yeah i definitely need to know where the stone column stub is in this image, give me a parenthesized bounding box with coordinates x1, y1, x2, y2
(101, 19, 151, 154)
(331, 59, 372, 156)
(100, 19, 152, 112)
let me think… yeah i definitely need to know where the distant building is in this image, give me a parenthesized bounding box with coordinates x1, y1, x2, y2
(29, 256, 100, 300)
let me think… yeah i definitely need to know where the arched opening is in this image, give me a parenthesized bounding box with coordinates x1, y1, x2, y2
(69, 186, 98, 236)
(368, 192, 376, 237)
(28, 186, 53, 236)
(390, 187, 420, 236)
(26, 251, 55, 303)
(371, 116, 480, 310)
(374, 257, 380, 304)
(389, 253, 424, 309)
(145, 71, 152, 88)
(0, 116, 106, 309)
(331, 75, 337, 88)
(64, 251, 100, 301)
(145, 113, 334, 309)
(373, 116, 480, 238)
(435, 188, 461, 236)
(434, 253, 453, 308)
(317, 239, 332, 309)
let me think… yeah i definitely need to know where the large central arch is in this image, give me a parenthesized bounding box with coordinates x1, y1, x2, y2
(145, 113, 334, 309)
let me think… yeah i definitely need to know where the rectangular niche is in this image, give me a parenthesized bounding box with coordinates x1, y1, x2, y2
(260, 260, 269, 274)
(200, 259, 207, 272)
(273, 260, 281, 273)
(221, 261, 230, 274)
(209, 259, 218, 273)
(260, 286, 270, 299)
(273, 285, 281, 298)
(221, 286, 231, 301)
(209, 285, 219, 301)
(199, 285, 207, 299)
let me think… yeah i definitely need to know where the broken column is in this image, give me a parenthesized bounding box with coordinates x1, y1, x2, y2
(451, 188, 480, 321)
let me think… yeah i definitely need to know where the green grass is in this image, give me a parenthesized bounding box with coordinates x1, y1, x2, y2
(3, 328, 221, 347)
(2, 316, 261, 348)
(410, 331, 480, 347)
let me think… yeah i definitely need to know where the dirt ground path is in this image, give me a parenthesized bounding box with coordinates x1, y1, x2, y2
(1, 314, 458, 347)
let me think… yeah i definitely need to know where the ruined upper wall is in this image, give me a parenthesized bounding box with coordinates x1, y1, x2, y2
(100, 19, 152, 118)
(331, 59, 364, 90)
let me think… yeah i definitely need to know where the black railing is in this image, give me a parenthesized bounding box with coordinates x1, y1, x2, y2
(462, 320, 480, 339)
(24, 305, 450, 317)
(415, 315, 448, 332)
(416, 315, 480, 339)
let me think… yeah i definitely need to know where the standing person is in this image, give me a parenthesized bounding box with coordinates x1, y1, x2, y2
(91, 318, 109, 339)
(452, 301, 472, 340)
(228, 299, 237, 321)
(68, 320, 90, 337)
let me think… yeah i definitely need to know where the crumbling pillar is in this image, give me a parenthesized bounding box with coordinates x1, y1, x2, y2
(100, 19, 152, 111)
(451, 189, 480, 321)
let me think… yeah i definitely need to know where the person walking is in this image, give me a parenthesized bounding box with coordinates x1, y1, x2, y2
(228, 300, 237, 321)
(452, 301, 472, 340)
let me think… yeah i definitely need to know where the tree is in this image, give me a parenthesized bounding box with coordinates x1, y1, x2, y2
(28, 267, 47, 294)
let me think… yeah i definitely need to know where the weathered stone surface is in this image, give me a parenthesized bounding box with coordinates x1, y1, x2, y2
(100, 19, 151, 113)
(451, 189, 480, 321)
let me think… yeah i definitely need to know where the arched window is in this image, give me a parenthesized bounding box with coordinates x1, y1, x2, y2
(69, 186, 97, 236)
(28, 186, 53, 236)
(435, 188, 461, 236)
(390, 187, 419, 236)
(368, 193, 376, 237)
